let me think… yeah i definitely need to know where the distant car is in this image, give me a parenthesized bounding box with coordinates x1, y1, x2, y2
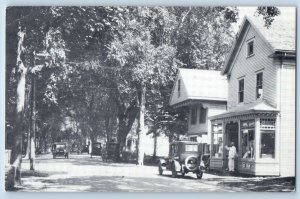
(52, 142, 69, 159)
(102, 142, 120, 162)
(71, 143, 80, 154)
(81, 145, 89, 154)
(91, 142, 102, 158)
(35, 148, 42, 155)
(158, 141, 205, 179)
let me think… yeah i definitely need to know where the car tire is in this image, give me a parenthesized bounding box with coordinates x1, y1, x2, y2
(158, 164, 163, 175)
(171, 163, 177, 178)
(196, 171, 203, 179)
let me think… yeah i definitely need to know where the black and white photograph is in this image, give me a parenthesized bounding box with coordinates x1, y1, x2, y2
(4, 6, 296, 192)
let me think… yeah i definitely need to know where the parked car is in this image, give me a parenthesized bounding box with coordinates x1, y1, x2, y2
(71, 143, 80, 154)
(91, 142, 102, 158)
(102, 142, 120, 162)
(200, 143, 211, 170)
(81, 144, 89, 154)
(52, 142, 69, 159)
(121, 150, 137, 163)
(158, 141, 205, 179)
(35, 147, 42, 155)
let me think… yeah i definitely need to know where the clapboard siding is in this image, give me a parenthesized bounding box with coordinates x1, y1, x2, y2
(169, 73, 189, 106)
(279, 63, 296, 176)
(227, 24, 277, 109)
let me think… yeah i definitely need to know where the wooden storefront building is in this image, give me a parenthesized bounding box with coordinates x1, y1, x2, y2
(209, 9, 296, 177)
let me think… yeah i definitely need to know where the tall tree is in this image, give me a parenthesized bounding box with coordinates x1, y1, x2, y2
(108, 7, 179, 165)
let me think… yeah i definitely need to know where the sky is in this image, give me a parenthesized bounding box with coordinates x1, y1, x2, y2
(235, 6, 295, 33)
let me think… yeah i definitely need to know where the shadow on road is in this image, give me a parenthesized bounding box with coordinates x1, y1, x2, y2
(19, 175, 229, 192)
(219, 177, 295, 192)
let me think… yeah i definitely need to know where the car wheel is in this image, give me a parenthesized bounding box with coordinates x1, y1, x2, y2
(196, 171, 203, 179)
(171, 163, 177, 178)
(158, 164, 163, 175)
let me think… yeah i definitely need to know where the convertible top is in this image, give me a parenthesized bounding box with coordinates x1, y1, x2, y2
(170, 141, 200, 145)
(52, 142, 68, 145)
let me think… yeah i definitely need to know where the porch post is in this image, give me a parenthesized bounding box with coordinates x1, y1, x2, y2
(255, 117, 260, 160)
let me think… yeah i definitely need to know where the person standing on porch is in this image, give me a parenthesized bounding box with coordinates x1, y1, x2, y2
(225, 142, 237, 172)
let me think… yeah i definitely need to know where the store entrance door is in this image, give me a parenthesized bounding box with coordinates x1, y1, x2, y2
(226, 122, 239, 151)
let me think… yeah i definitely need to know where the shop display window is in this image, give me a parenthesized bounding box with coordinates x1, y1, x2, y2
(241, 120, 255, 159)
(212, 124, 223, 158)
(241, 129, 255, 159)
(260, 119, 276, 159)
(260, 130, 275, 158)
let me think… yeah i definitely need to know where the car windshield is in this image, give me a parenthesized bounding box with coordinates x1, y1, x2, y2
(185, 144, 198, 152)
(56, 144, 66, 149)
(94, 144, 101, 148)
(108, 144, 117, 150)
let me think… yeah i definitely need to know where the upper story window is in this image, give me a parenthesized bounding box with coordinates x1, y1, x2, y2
(199, 106, 207, 124)
(238, 79, 244, 103)
(177, 79, 181, 98)
(191, 107, 197, 125)
(247, 41, 254, 57)
(256, 72, 263, 99)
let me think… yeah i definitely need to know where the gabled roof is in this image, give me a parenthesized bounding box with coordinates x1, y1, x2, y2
(222, 7, 296, 75)
(169, 68, 227, 107)
(209, 100, 279, 120)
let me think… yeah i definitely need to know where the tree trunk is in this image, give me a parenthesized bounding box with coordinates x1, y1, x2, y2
(116, 105, 137, 147)
(24, 81, 32, 159)
(24, 127, 31, 159)
(136, 84, 146, 166)
(153, 128, 158, 159)
(105, 116, 111, 142)
(30, 74, 36, 170)
(7, 24, 26, 190)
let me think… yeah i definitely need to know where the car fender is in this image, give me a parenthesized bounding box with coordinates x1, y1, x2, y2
(172, 160, 181, 172)
(159, 159, 166, 167)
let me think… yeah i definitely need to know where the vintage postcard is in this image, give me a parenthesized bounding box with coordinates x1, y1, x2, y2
(5, 6, 296, 192)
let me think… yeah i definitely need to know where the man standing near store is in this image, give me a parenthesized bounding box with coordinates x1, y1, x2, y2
(225, 142, 237, 173)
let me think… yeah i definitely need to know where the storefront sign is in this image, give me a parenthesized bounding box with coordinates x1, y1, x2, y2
(213, 124, 222, 132)
(260, 119, 276, 130)
(241, 162, 254, 170)
(241, 120, 255, 129)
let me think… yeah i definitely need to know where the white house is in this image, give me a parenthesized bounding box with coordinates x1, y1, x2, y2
(209, 8, 296, 177)
(169, 68, 228, 144)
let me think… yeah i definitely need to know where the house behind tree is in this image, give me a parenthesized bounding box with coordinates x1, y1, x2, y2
(169, 68, 228, 144)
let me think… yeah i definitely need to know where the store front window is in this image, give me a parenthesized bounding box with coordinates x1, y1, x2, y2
(212, 123, 223, 158)
(260, 130, 275, 158)
(260, 119, 276, 159)
(241, 120, 255, 159)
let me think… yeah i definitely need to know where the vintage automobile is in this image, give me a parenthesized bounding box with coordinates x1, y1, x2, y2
(52, 142, 69, 159)
(90, 142, 102, 158)
(81, 144, 89, 154)
(158, 141, 205, 179)
(71, 143, 80, 154)
(102, 142, 120, 162)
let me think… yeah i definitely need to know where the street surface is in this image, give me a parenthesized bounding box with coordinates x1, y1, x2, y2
(15, 154, 294, 192)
